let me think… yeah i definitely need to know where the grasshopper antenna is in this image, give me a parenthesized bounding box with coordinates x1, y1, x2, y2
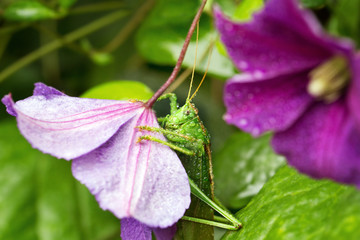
(186, 22, 199, 102)
(189, 40, 214, 102)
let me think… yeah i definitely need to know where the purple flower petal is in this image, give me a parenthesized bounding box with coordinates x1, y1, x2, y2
(348, 54, 360, 128)
(273, 100, 360, 186)
(120, 218, 176, 240)
(2, 94, 17, 116)
(3, 83, 143, 160)
(121, 218, 152, 240)
(153, 224, 177, 240)
(72, 108, 190, 228)
(224, 72, 313, 136)
(33, 82, 65, 97)
(214, 0, 352, 75)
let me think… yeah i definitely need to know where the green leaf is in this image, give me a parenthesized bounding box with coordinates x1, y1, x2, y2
(81, 81, 153, 101)
(327, 0, 360, 47)
(300, 0, 326, 8)
(58, 0, 77, 9)
(213, 132, 285, 209)
(4, 1, 57, 22)
(233, 0, 263, 21)
(136, 0, 236, 79)
(0, 121, 120, 240)
(222, 166, 360, 240)
(90, 52, 113, 66)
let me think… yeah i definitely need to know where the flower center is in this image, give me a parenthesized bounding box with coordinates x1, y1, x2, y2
(308, 55, 350, 103)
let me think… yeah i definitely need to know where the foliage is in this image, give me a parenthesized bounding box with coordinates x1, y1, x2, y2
(222, 166, 360, 240)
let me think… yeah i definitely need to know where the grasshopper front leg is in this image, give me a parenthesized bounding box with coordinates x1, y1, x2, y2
(138, 135, 194, 156)
(157, 93, 178, 114)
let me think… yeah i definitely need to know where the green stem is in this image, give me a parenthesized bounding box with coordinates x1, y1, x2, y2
(101, 0, 155, 53)
(189, 178, 242, 229)
(181, 216, 239, 231)
(0, 10, 127, 83)
(0, 23, 29, 35)
(69, 1, 125, 15)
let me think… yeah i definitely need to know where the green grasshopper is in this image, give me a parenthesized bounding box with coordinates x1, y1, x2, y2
(138, 15, 241, 239)
(139, 89, 242, 238)
(139, 72, 241, 240)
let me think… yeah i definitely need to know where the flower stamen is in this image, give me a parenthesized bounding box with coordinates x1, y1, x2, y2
(308, 56, 350, 103)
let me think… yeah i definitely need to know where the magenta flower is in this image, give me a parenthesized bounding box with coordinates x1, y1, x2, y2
(215, 0, 360, 186)
(2, 83, 190, 239)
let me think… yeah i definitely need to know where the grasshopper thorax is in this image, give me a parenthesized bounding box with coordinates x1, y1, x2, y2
(163, 101, 210, 152)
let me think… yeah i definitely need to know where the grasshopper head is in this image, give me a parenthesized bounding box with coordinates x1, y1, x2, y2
(165, 102, 198, 129)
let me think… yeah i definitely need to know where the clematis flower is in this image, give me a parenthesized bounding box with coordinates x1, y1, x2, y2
(215, 0, 360, 186)
(2, 82, 190, 239)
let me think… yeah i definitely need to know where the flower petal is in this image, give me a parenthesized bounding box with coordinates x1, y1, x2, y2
(2, 94, 17, 116)
(121, 218, 152, 240)
(214, 0, 352, 75)
(72, 108, 190, 228)
(2, 83, 143, 160)
(153, 224, 177, 240)
(224, 72, 313, 136)
(273, 100, 360, 186)
(33, 82, 65, 97)
(348, 54, 360, 128)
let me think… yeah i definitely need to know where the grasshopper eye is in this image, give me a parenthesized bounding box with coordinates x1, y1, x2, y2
(185, 110, 190, 115)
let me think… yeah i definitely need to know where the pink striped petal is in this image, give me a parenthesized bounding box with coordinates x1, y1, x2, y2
(2, 83, 143, 160)
(72, 108, 190, 228)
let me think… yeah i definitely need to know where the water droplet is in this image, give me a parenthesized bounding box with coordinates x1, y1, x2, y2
(239, 61, 248, 69)
(253, 70, 264, 79)
(252, 127, 260, 136)
(239, 118, 248, 126)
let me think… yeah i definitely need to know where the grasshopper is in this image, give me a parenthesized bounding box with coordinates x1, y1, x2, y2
(138, 87, 242, 239)
(138, 39, 241, 240)
(138, 3, 241, 238)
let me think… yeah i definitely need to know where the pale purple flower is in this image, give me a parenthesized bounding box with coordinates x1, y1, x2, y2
(2, 82, 190, 239)
(121, 218, 177, 240)
(215, 0, 360, 186)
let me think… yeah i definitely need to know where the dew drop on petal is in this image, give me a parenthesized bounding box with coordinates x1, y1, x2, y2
(239, 118, 248, 126)
(253, 70, 264, 79)
(239, 61, 249, 69)
(252, 127, 260, 136)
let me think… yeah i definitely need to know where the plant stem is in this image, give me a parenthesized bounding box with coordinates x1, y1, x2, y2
(144, 0, 208, 108)
(0, 10, 127, 83)
(69, 1, 125, 15)
(101, 0, 155, 53)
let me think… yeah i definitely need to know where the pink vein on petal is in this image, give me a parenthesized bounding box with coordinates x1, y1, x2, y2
(126, 110, 153, 216)
(17, 106, 141, 131)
